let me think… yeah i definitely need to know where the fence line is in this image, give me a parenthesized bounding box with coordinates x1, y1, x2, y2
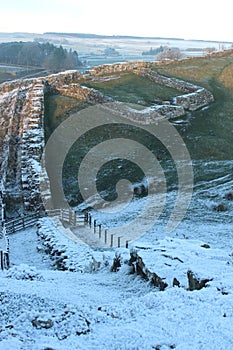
(84, 212, 129, 249)
(0, 207, 129, 271)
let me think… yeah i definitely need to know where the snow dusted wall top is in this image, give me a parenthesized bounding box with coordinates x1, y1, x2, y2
(0, 79, 46, 213)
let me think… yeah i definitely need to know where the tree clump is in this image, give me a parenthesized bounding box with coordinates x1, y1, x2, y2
(157, 46, 183, 60)
(0, 41, 82, 72)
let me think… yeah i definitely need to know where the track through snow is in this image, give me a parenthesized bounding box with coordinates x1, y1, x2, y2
(0, 226, 233, 350)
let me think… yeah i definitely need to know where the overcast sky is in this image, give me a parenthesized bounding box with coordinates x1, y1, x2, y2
(0, 0, 232, 42)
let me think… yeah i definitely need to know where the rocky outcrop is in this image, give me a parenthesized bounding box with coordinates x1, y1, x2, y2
(129, 249, 168, 290)
(187, 270, 212, 291)
(125, 238, 228, 292)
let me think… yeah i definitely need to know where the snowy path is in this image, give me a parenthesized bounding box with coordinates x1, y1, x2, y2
(8, 226, 52, 269)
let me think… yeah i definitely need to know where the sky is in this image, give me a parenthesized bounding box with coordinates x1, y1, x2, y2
(0, 0, 232, 42)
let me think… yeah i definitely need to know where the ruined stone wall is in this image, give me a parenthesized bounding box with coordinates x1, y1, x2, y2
(89, 61, 152, 76)
(0, 79, 46, 213)
(136, 68, 214, 110)
(0, 64, 215, 214)
(20, 81, 45, 211)
(174, 88, 214, 111)
(136, 68, 199, 93)
(56, 83, 111, 104)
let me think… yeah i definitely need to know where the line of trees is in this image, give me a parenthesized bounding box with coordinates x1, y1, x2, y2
(0, 41, 82, 72)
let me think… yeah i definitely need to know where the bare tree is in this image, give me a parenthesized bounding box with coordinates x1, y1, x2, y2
(157, 47, 183, 60)
(204, 47, 216, 55)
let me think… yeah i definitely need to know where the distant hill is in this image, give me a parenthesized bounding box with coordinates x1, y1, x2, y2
(44, 32, 185, 40)
(0, 41, 82, 72)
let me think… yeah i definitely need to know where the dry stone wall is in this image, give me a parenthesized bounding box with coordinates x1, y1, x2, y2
(136, 68, 214, 110)
(0, 80, 45, 213)
(87, 62, 214, 111)
(20, 81, 45, 211)
(0, 63, 214, 213)
(56, 83, 112, 104)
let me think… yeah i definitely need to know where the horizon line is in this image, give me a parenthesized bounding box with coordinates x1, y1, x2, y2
(0, 31, 232, 44)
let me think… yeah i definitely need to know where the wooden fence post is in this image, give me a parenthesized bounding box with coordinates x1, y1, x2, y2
(4, 252, 9, 269)
(126, 240, 129, 249)
(99, 224, 102, 238)
(94, 220, 97, 233)
(118, 237, 121, 248)
(104, 229, 107, 244)
(73, 211, 76, 226)
(0, 251, 3, 270)
(110, 234, 114, 248)
(89, 214, 92, 228)
(84, 212, 88, 224)
(69, 209, 72, 224)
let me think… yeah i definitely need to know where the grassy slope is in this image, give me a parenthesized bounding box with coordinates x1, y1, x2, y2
(155, 50, 233, 88)
(45, 51, 233, 161)
(44, 95, 90, 141)
(151, 52, 233, 159)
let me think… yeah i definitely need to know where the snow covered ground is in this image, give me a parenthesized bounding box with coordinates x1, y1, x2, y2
(0, 217, 233, 350)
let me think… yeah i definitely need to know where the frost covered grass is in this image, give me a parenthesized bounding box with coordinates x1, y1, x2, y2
(0, 217, 233, 349)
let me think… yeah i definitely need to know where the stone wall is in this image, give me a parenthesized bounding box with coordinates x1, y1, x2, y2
(0, 79, 45, 213)
(0, 63, 215, 213)
(56, 83, 111, 104)
(89, 61, 152, 76)
(20, 81, 45, 211)
(136, 68, 214, 110)
(136, 68, 199, 93)
(174, 88, 214, 111)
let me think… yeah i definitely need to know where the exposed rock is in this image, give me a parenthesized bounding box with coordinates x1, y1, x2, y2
(224, 191, 233, 200)
(111, 253, 121, 272)
(32, 317, 54, 329)
(151, 272, 168, 291)
(213, 203, 228, 212)
(129, 250, 168, 290)
(187, 270, 212, 291)
(201, 244, 210, 249)
(173, 277, 181, 287)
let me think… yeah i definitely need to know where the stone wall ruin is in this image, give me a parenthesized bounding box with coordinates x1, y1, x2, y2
(0, 62, 214, 213)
